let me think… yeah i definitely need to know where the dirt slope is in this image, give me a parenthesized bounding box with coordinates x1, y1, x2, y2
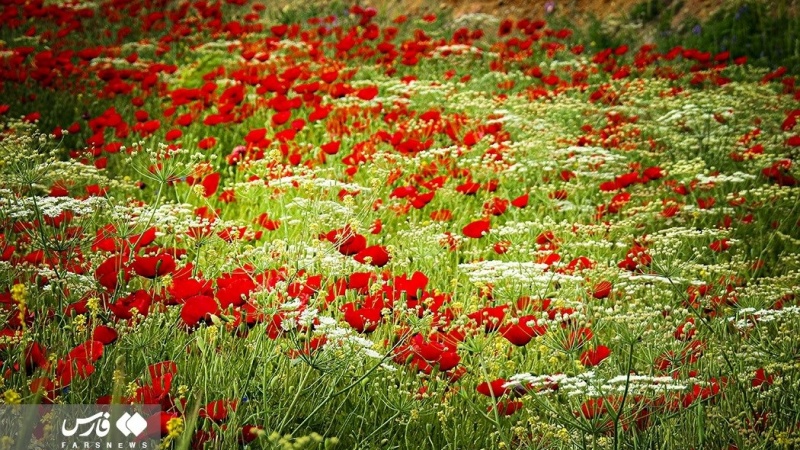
(390, 0, 722, 24)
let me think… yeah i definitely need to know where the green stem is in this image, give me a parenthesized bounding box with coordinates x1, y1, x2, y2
(612, 339, 636, 450)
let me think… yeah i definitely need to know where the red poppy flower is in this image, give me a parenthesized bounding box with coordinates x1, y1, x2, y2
(370, 219, 382, 234)
(272, 110, 291, 126)
(643, 166, 664, 180)
(580, 345, 611, 366)
(493, 240, 511, 254)
(674, 318, 696, 341)
(132, 253, 175, 278)
(29, 377, 59, 403)
(491, 400, 523, 417)
(430, 209, 452, 221)
(130, 227, 157, 251)
(108, 290, 153, 320)
(511, 193, 529, 208)
(463, 219, 490, 238)
(244, 128, 267, 144)
(95, 255, 130, 291)
(354, 245, 391, 267)
(592, 280, 612, 299)
(392, 271, 429, 299)
(477, 378, 508, 398)
(148, 361, 178, 382)
(697, 197, 716, 209)
(709, 239, 730, 252)
(500, 316, 546, 346)
(254, 213, 281, 231)
(201, 173, 221, 198)
(24, 342, 49, 372)
(324, 226, 367, 256)
(483, 197, 509, 216)
(68, 340, 104, 362)
(468, 305, 506, 332)
(168, 276, 213, 303)
(615, 172, 639, 188)
(564, 327, 593, 351)
(321, 141, 340, 155)
(436, 351, 461, 371)
(200, 399, 237, 423)
(600, 180, 618, 192)
(198, 137, 217, 150)
(92, 325, 118, 345)
(240, 425, 265, 444)
(180, 295, 219, 328)
(403, 190, 430, 209)
(309, 105, 331, 121)
(752, 368, 774, 389)
(578, 397, 607, 419)
(320, 71, 338, 83)
(356, 86, 378, 100)
(607, 192, 631, 214)
(456, 181, 481, 195)
(560, 170, 576, 181)
(165, 129, 182, 141)
(343, 305, 382, 333)
(535, 231, 557, 247)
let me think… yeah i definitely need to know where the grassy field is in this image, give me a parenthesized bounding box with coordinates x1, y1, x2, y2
(1, 0, 799, 449)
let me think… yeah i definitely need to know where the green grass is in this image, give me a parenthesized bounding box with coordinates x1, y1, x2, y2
(1, 1, 800, 449)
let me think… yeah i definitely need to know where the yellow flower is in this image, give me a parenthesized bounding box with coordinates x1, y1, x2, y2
(166, 417, 184, 438)
(73, 314, 87, 333)
(10, 284, 27, 303)
(160, 274, 173, 288)
(86, 297, 101, 316)
(2, 389, 21, 405)
(10, 284, 27, 327)
(0, 436, 15, 450)
(191, 184, 206, 197)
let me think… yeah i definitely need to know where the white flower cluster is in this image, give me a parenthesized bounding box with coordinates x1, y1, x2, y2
(728, 306, 800, 330)
(0, 195, 108, 219)
(651, 226, 728, 240)
(408, 145, 460, 162)
(617, 271, 684, 285)
(194, 40, 243, 52)
(657, 103, 733, 125)
(287, 243, 365, 277)
(315, 316, 383, 359)
(504, 372, 690, 398)
(37, 268, 95, 297)
(459, 260, 583, 287)
(285, 197, 356, 220)
(90, 57, 149, 68)
(553, 146, 629, 165)
(695, 172, 757, 184)
(274, 39, 311, 51)
(110, 202, 196, 233)
(266, 175, 370, 193)
(280, 301, 383, 360)
(452, 12, 500, 28)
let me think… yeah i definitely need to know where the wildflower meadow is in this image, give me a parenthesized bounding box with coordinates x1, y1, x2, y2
(0, 0, 799, 449)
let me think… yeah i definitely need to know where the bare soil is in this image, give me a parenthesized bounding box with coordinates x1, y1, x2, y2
(384, 0, 723, 26)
